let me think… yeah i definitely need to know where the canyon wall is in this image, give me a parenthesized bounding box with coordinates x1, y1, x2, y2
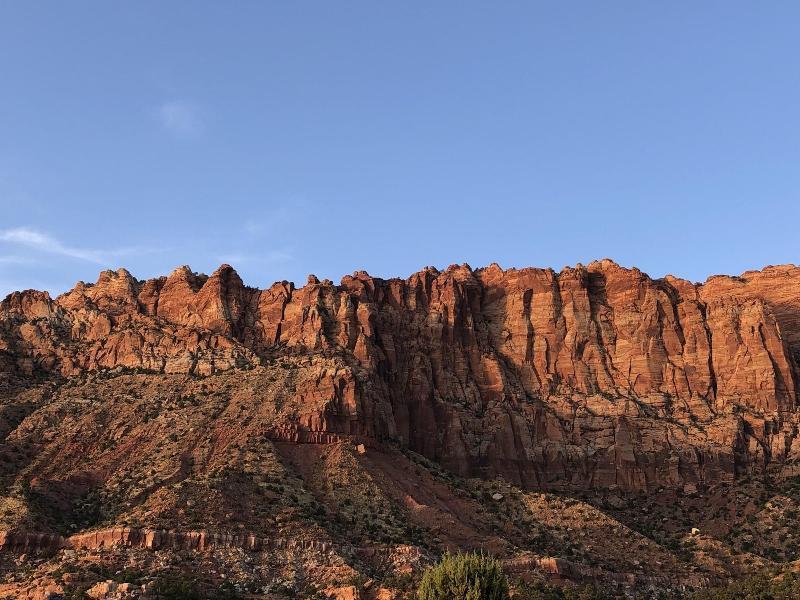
(3, 260, 800, 491)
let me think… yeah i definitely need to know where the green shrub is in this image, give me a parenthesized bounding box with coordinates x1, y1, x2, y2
(514, 581, 608, 600)
(417, 552, 509, 600)
(151, 574, 201, 600)
(692, 571, 800, 599)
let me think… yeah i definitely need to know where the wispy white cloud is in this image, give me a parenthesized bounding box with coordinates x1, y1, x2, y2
(156, 100, 205, 137)
(216, 250, 294, 266)
(0, 227, 157, 265)
(243, 199, 313, 236)
(243, 220, 266, 235)
(0, 227, 107, 263)
(0, 275, 64, 299)
(0, 255, 38, 265)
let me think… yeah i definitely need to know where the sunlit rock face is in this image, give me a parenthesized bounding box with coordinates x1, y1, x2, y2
(2, 260, 799, 491)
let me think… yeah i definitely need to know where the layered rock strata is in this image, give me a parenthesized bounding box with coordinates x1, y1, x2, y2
(0, 528, 331, 554)
(2, 260, 799, 491)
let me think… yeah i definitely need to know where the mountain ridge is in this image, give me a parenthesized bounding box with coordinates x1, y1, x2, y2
(3, 259, 800, 597)
(4, 259, 800, 489)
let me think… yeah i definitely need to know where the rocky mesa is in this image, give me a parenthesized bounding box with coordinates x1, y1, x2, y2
(3, 259, 800, 494)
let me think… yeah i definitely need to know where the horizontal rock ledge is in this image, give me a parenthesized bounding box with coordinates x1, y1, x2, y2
(0, 528, 333, 555)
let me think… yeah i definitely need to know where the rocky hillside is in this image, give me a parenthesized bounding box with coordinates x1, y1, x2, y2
(2, 260, 800, 598)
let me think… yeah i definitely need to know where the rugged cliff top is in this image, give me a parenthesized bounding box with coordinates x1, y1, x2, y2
(2, 259, 800, 598)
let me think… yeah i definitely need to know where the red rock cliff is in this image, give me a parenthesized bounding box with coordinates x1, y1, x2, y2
(2, 260, 799, 491)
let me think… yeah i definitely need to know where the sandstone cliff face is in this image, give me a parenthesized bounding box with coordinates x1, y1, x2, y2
(0, 527, 334, 554)
(2, 260, 799, 491)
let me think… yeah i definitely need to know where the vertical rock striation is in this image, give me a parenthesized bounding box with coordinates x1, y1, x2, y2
(2, 260, 799, 491)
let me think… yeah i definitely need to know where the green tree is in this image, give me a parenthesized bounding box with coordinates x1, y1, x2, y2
(418, 551, 509, 600)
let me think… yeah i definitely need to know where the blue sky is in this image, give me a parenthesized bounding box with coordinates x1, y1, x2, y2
(1, 2, 799, 297)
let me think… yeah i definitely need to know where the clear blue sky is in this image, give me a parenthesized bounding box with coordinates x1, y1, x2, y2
(1, 2, 799, 297)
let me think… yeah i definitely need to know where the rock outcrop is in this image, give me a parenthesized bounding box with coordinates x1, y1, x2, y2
(0, 527, 334, 554)
(2, 260, 799, 491)
(0, 531, 64, 554)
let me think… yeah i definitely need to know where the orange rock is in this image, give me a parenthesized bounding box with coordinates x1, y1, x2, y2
(323, 585, 361, 600)
(3, 260, 800, 491)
